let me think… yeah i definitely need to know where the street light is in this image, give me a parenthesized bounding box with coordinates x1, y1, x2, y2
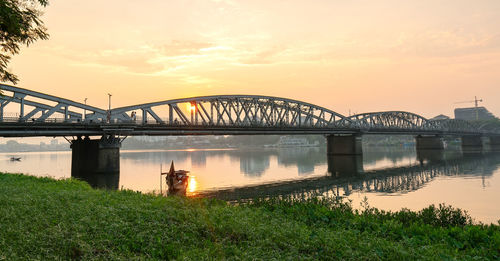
(107, 93, 112, 111)
(83, 98, 87, 121)
(107, 93, 112, 123)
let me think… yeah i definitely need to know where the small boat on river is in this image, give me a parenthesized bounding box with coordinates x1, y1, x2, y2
(165, 161, 189, 196)
(10, 157, 21, 161)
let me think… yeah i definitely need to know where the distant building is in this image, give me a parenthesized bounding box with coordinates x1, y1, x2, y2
(277, 136, 309, 147)
(430, 114, 450, 120)
(134, 136, 167, 142)
(454, 107, 495, 121)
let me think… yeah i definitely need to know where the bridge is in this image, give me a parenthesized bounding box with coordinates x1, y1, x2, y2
(1, 84, 499, 178)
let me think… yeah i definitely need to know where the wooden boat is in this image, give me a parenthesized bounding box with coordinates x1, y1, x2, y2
(10, 157, 21, 161)
(165, 161, 189, 196)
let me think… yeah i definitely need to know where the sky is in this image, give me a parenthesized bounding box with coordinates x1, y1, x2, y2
(9, 0, 500, 118)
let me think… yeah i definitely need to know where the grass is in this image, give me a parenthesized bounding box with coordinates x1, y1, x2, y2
(0, 173, 499, 260)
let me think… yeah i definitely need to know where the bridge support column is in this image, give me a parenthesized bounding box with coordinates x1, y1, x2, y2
(415, 135, 444, 150)
(489, 136, 500, 152)
(417, 150, 445, 164)
(326, 134, 362, 155)
(461, 136, 485, 154)
(71, 135, 120, 189)
(327, 155, 363, 177)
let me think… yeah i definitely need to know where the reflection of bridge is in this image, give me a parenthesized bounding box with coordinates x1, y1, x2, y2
(196, 152, 500, 201)
(1, 85, 500, 178)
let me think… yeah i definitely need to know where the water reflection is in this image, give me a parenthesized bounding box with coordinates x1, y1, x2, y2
(277, 147, 323, 175)
(191, 153, 206, 168)
(3, 147, 499, 223)
(417, 149, 463, 164)
(119, 148, 326, 177)
(71, 171, 120, 190)
(75, 147, 407, 191)
(199, 151, 500, 201)
(328, 155, 363, 176)
(3, 148, 499, 197)
(240, 155, 270, 177)
(188, 176, 197, 193)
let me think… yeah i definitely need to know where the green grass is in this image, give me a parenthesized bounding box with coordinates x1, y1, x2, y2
(0, 173, 499, 260)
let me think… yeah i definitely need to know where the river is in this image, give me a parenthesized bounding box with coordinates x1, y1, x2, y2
(1, 147, 499, 224)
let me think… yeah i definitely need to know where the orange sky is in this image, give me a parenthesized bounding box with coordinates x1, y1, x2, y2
(9, 0, 500, 118)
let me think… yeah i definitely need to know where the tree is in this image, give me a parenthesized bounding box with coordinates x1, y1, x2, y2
(0, 0, 49, 84)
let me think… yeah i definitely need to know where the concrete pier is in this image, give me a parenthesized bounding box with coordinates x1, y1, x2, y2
(489, 136, 500, 152)
(415, 135, 444, 150)
(417, 149, 445, 164)
(461, 136, 484, 154)
(327, 155, 363, 177)
(326, 134, 362, 155)
(71, 135, 121, 189)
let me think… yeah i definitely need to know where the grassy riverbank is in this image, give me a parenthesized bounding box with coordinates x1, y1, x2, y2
(0, 173, 499, 260)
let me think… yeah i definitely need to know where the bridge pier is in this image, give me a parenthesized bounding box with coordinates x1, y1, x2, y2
(461, 136, 485, 154)
(326, 134, 362, 155)
(71, 135, 121, 189)
(415, 135, 445, 150)
(490, 136, 500, 152)
(327, 155, 363, 177)
(488, 136, 500, 152)
(417, 149, 447, 164)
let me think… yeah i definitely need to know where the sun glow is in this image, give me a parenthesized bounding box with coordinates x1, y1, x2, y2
(188, 176, 197, 193)
(186, 103, 196, 113)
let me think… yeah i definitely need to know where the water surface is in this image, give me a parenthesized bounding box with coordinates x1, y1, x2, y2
(1, 147, 499, 224)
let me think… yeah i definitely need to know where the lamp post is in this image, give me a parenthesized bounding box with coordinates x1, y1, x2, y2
(107, 93, 112, 123)
(107, 93, 112, 111)
(83, 98, 87, 121)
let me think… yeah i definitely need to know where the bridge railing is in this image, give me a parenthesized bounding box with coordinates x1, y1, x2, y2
(0, 116, 101, 124)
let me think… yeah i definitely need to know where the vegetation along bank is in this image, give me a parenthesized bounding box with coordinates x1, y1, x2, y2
(0, 173, 499, 259)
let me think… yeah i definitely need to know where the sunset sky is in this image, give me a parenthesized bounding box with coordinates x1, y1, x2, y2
(9, 0, 500, 118)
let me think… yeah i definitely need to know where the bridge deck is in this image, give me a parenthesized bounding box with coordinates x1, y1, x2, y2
(0, 122, 487, 137)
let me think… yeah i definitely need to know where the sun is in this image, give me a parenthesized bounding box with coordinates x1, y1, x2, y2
(186, 102, 196, 113)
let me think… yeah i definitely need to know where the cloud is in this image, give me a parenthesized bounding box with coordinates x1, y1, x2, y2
(210, 0, 236, 6)
(395, 30, 500, 58)
(160, 40, 213, 56)
(36, 40, 217, 75)
(63, 47, 163, 74)
(239, 46, 285, 65)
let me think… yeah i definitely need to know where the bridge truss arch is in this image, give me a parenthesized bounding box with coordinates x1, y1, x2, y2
(346, 111, 431, 131)
(425, 119, 482, 134)
(110, 95, 352, 129)
(0, 85, 498, 136)
(345, 111, 500, 135)
(0, 84, 107, 123)
(478, 121, 500, 134)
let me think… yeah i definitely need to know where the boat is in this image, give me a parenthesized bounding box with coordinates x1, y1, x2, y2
(165, 161, 189, 196)
(10, 157, 21, 161)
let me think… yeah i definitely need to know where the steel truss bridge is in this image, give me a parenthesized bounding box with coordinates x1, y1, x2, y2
(0, 84, 499, 137)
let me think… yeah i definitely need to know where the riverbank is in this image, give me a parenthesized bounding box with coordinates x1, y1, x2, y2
(0, 173, 498, 259)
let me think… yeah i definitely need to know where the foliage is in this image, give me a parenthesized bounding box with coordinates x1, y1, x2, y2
(0, 0, 48, 84)
(0, 173, 499, 260)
